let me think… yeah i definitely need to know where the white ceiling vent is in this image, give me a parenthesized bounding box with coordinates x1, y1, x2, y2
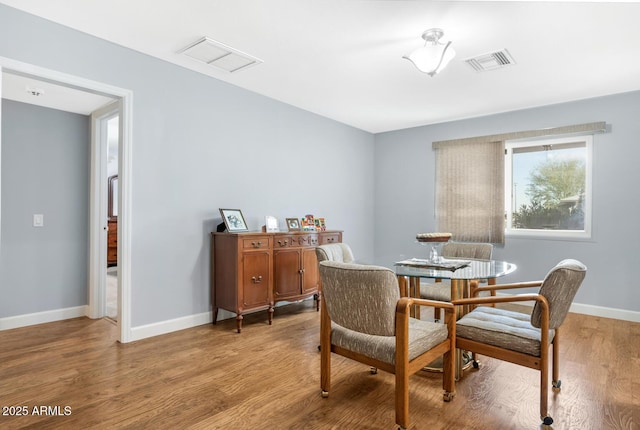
(179, 37, 262, 73)
(464, 49, 516, 72)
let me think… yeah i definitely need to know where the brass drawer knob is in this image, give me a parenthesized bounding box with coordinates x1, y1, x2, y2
(251, 275, 263, 283)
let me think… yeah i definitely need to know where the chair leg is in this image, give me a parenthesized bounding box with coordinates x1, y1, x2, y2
(540, 346, 552, 425)
(442, 348, 455, 401)
(395, 365, 410, 430)
(552, 329, 561, 390)
(320, 301, 331, 397)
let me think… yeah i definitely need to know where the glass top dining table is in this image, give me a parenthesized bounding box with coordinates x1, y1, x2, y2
(394, 258, 517, 303)
(394, 258, 517, 379)
(394, 258, 516, 281)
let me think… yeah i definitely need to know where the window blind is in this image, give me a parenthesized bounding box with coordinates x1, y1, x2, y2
(432, 121, 606, 244)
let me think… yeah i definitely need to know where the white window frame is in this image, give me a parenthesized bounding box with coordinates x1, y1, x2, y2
(505, 135, 592, 240)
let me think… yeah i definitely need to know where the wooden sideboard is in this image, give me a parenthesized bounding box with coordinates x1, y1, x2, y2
(107, 219, 117, 266)
(211, 230, 343, 333)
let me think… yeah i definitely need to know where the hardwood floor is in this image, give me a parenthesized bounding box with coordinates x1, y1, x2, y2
(0, 302, 638, 430)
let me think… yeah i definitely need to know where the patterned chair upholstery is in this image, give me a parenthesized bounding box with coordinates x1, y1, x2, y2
(319, 261, 456, 430)
(453, 259, 587, 426)
(315, 243, 355, 264)
(420, 242, 493, 320)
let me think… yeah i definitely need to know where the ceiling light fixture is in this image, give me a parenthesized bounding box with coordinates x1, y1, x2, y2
(403, 28, 456, 77)
(26, 86, 45, 97)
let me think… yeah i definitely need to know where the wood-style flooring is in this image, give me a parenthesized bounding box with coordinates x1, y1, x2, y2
(0, 302, 638, 430)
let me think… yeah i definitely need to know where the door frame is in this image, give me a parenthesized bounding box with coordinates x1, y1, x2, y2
(0, 56, 133, 342)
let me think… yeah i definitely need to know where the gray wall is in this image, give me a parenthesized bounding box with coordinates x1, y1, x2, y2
(2, 3, 637, 327)
(0, 5, 375, 326)
(0, 100, 90, 316)
(374, 91, 640, 313)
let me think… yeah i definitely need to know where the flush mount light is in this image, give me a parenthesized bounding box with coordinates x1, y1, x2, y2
(179, 37, 262, 73)
(403, 28, 456, 77)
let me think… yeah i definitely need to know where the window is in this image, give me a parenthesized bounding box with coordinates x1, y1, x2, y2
(505, 135, 592, 238)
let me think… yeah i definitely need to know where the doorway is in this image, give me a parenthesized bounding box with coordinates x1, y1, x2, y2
(0, 56, 133, 342)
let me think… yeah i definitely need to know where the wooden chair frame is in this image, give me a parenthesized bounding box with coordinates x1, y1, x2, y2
(320, 295, 456, 430)
(452, 281, 561, 425)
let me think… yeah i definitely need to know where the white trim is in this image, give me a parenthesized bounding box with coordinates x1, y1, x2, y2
(2, 300, 636, 341)
(0, 306, 89, 331)
(505, 135, 593, 240)
(496, 294, 640, 323)
(129, 312, 213, 342)
(118, 94, 133, 343)
(0, 56, 133, 343)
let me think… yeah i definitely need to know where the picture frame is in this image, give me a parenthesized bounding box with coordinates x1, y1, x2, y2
(220, 208, 249, 232)
(265, 215, 279, 232)
(286, 218, 301, 231)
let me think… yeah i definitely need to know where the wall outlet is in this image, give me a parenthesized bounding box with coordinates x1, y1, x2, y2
(33, 214, 44, 227)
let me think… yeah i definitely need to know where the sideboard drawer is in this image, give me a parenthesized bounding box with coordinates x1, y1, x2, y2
(274, 236, 293, 248)
(320, 232, 341, 244)
(242, 236, 272, 250)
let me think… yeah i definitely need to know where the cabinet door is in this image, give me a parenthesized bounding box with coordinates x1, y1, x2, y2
(273, 248, 302, 299)
(301, 247, 319, 294)
(242, 251, 270, 308)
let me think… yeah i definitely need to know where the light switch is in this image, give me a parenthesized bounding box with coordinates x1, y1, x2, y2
(33, 214, 44, 227)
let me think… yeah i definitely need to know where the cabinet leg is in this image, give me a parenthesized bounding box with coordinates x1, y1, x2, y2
(314, 293, 321, 312)
(236, 315, 243, 333)
(268, 307, 274, 325)
(213, 307, 218, 325)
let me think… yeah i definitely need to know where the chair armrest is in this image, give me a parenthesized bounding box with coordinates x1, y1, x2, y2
(452, 293, 543, 307)
(404, 297, 455, 311)
(473, 280, 543, 296)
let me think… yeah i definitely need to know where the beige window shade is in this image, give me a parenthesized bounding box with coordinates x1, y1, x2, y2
(432, 121, 606, 244)
(435, 140, 505, 244)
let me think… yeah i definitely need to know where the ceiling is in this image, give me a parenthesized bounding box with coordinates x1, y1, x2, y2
(2, 1, 640, 133)
(2, 72, 115, 115)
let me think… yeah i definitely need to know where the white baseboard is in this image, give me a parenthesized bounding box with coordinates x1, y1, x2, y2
(0, 305, 89, 330)
(496, 294, 640, 322)
(3, 299, 637, 340)
(129, 311, 213, 342)
(569, 302, 640, 322)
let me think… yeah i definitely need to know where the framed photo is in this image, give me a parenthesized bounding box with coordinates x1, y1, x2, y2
(220, 208, 248, 232)
(286, 218, 301, 231)
(265, 215, 279, 232)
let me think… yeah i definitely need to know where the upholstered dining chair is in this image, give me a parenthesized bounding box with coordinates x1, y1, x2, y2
(319, 261, 456, 430)
(315, 242, 355, 264)
(420, 242, 493, 321)
(452, 259, 587, 426)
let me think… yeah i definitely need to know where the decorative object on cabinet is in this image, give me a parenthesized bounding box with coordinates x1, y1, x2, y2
(302, 214, 316, 231)
(286, 218, 300, 231)
(265, 216, 279, 232)
(219, 208, 248, 232)
(315, 217, 326, 231)
(211, 230, 343, 333)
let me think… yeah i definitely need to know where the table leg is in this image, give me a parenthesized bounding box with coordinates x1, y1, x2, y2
(410, 277, 421, 319)
(397, 275, 408, 298)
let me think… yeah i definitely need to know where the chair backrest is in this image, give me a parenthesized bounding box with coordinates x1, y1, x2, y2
(441, 242, 493, 260)
(319, 261, 399, 336)
(531, 259, 587, 329)
(316, 243, 355, 263)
